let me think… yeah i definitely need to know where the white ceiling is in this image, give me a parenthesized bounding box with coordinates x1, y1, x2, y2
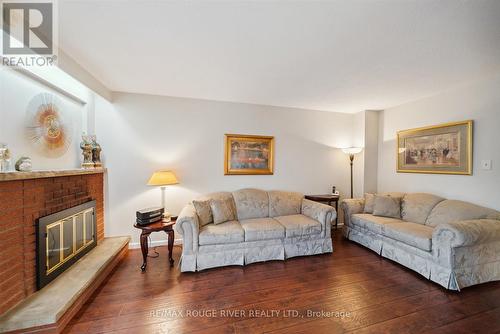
(59, 0, 500, 113)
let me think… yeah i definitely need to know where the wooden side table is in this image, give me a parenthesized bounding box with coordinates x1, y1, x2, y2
(304, 194, 340, 229)
(133, 217, 177, 271)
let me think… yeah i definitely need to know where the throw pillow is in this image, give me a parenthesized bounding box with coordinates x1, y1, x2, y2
(363, 193, 375, 213)
(192, 200, 213, 226)
(373, 194, 402, 219)
(210, 198, 236, 224)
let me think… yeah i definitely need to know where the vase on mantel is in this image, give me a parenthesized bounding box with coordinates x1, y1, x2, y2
(0, 144, 11, 172)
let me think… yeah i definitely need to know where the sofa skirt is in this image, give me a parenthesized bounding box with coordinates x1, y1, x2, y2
(179, 236, 333, 272)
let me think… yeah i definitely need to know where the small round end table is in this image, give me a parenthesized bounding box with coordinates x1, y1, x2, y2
(133, 217, 176, 271)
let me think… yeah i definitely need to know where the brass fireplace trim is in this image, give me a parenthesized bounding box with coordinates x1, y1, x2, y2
(37, 200, 97, 290)
(45, 208, 95, 275)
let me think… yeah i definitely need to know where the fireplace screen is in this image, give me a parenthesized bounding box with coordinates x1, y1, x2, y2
(37, 201, 97, 289)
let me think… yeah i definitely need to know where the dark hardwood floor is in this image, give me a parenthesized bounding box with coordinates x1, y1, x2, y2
(65, 230, 500, 334)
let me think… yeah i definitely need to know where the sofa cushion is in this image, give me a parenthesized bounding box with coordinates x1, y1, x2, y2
(274, 214, 322, 238)
(197, 191, 234, 203)
(426, 200, 500, 227)
(268, 191, 303, 217)
(379, 192, 406, 198)
(210, 198, 237, 224)
(351, 213, 404, 234)
(197, 191, 236, 219)
(239, 218, 285, 241)
(401, 193, 445, 225)
(373, 194, 402, 219)
(363, 193, 375, 213)
(383, 223, 434, 251)
(232, 188, 269, 220)
(199, 220, 244, 245)
(192, 200, 213, 226)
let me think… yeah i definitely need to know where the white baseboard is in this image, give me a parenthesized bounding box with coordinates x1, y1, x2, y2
(129, 238, 183, 249)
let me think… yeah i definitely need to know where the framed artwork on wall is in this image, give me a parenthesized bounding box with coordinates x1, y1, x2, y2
(224, 134, 274, 175)
(397, 120, 473, 175)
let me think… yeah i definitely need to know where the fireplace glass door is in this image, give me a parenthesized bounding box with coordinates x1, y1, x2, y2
(37, 201, 97, 289)
(45, 208, 95, 275)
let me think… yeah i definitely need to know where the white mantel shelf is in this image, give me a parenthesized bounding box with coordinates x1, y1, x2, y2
(0, 168, 106, 182)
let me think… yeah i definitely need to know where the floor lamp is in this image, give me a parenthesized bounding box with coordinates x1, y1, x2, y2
(342, 147, 363, 198)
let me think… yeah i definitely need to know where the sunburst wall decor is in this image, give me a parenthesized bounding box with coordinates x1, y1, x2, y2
(25, 93, 73, 158)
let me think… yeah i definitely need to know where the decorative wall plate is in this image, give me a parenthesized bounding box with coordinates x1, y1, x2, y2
(25, 93, 73, 158)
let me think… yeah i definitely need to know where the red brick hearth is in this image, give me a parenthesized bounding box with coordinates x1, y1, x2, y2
(0, 171, 104, 314)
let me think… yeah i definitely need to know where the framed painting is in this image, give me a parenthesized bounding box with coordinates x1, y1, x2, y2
(397, 120, 473, 175)
(224, 134, 274, 175)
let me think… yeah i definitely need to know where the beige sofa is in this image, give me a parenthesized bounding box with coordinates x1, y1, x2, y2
(342, 193, 500, 290)
(176, 189, 336, 272)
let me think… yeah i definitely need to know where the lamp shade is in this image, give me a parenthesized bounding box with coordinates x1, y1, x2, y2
(147, 170, 179, 186)
(342, 147, 363, 155)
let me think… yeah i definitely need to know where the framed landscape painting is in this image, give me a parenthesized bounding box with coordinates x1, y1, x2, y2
(224, 134, 274, 175)
(397, 120, 473, 175)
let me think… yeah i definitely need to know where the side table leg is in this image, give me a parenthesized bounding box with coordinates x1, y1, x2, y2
(140, 231, 150, 271)
(167, 230, 174, 266)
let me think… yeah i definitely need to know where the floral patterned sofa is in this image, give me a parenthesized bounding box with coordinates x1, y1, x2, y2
(342, 193, 500, 290)
(176, 189, 336, 272)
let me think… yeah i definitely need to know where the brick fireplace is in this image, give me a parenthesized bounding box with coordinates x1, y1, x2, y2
(0, 170, 104, 314)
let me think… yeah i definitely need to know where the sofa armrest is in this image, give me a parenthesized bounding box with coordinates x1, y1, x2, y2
(433, 219, 500, 248)
(301, 199, 337, 237)
(175, 204, 200, 254)
(340, 198, 365, 227)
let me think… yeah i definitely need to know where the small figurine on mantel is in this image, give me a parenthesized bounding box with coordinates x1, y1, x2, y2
(91, 135, 102, 168)
(15, 157, 32, 172)
(80, 134, 94, 169)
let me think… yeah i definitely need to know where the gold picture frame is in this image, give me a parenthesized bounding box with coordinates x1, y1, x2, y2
(397, 120, 473, 175)
(224, 134, 274, 175)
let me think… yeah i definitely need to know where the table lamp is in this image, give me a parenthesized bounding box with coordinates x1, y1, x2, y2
(342, 147, 363, 199)
(147, 170, 179, 221)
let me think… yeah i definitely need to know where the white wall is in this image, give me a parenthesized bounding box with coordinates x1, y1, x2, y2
(0, 67, 88, 170)
(96, 93, 360, 245)
(378, 73, 500, 210)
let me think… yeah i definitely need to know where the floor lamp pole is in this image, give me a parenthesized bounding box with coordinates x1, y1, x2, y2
(349, 154, 354, 199)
